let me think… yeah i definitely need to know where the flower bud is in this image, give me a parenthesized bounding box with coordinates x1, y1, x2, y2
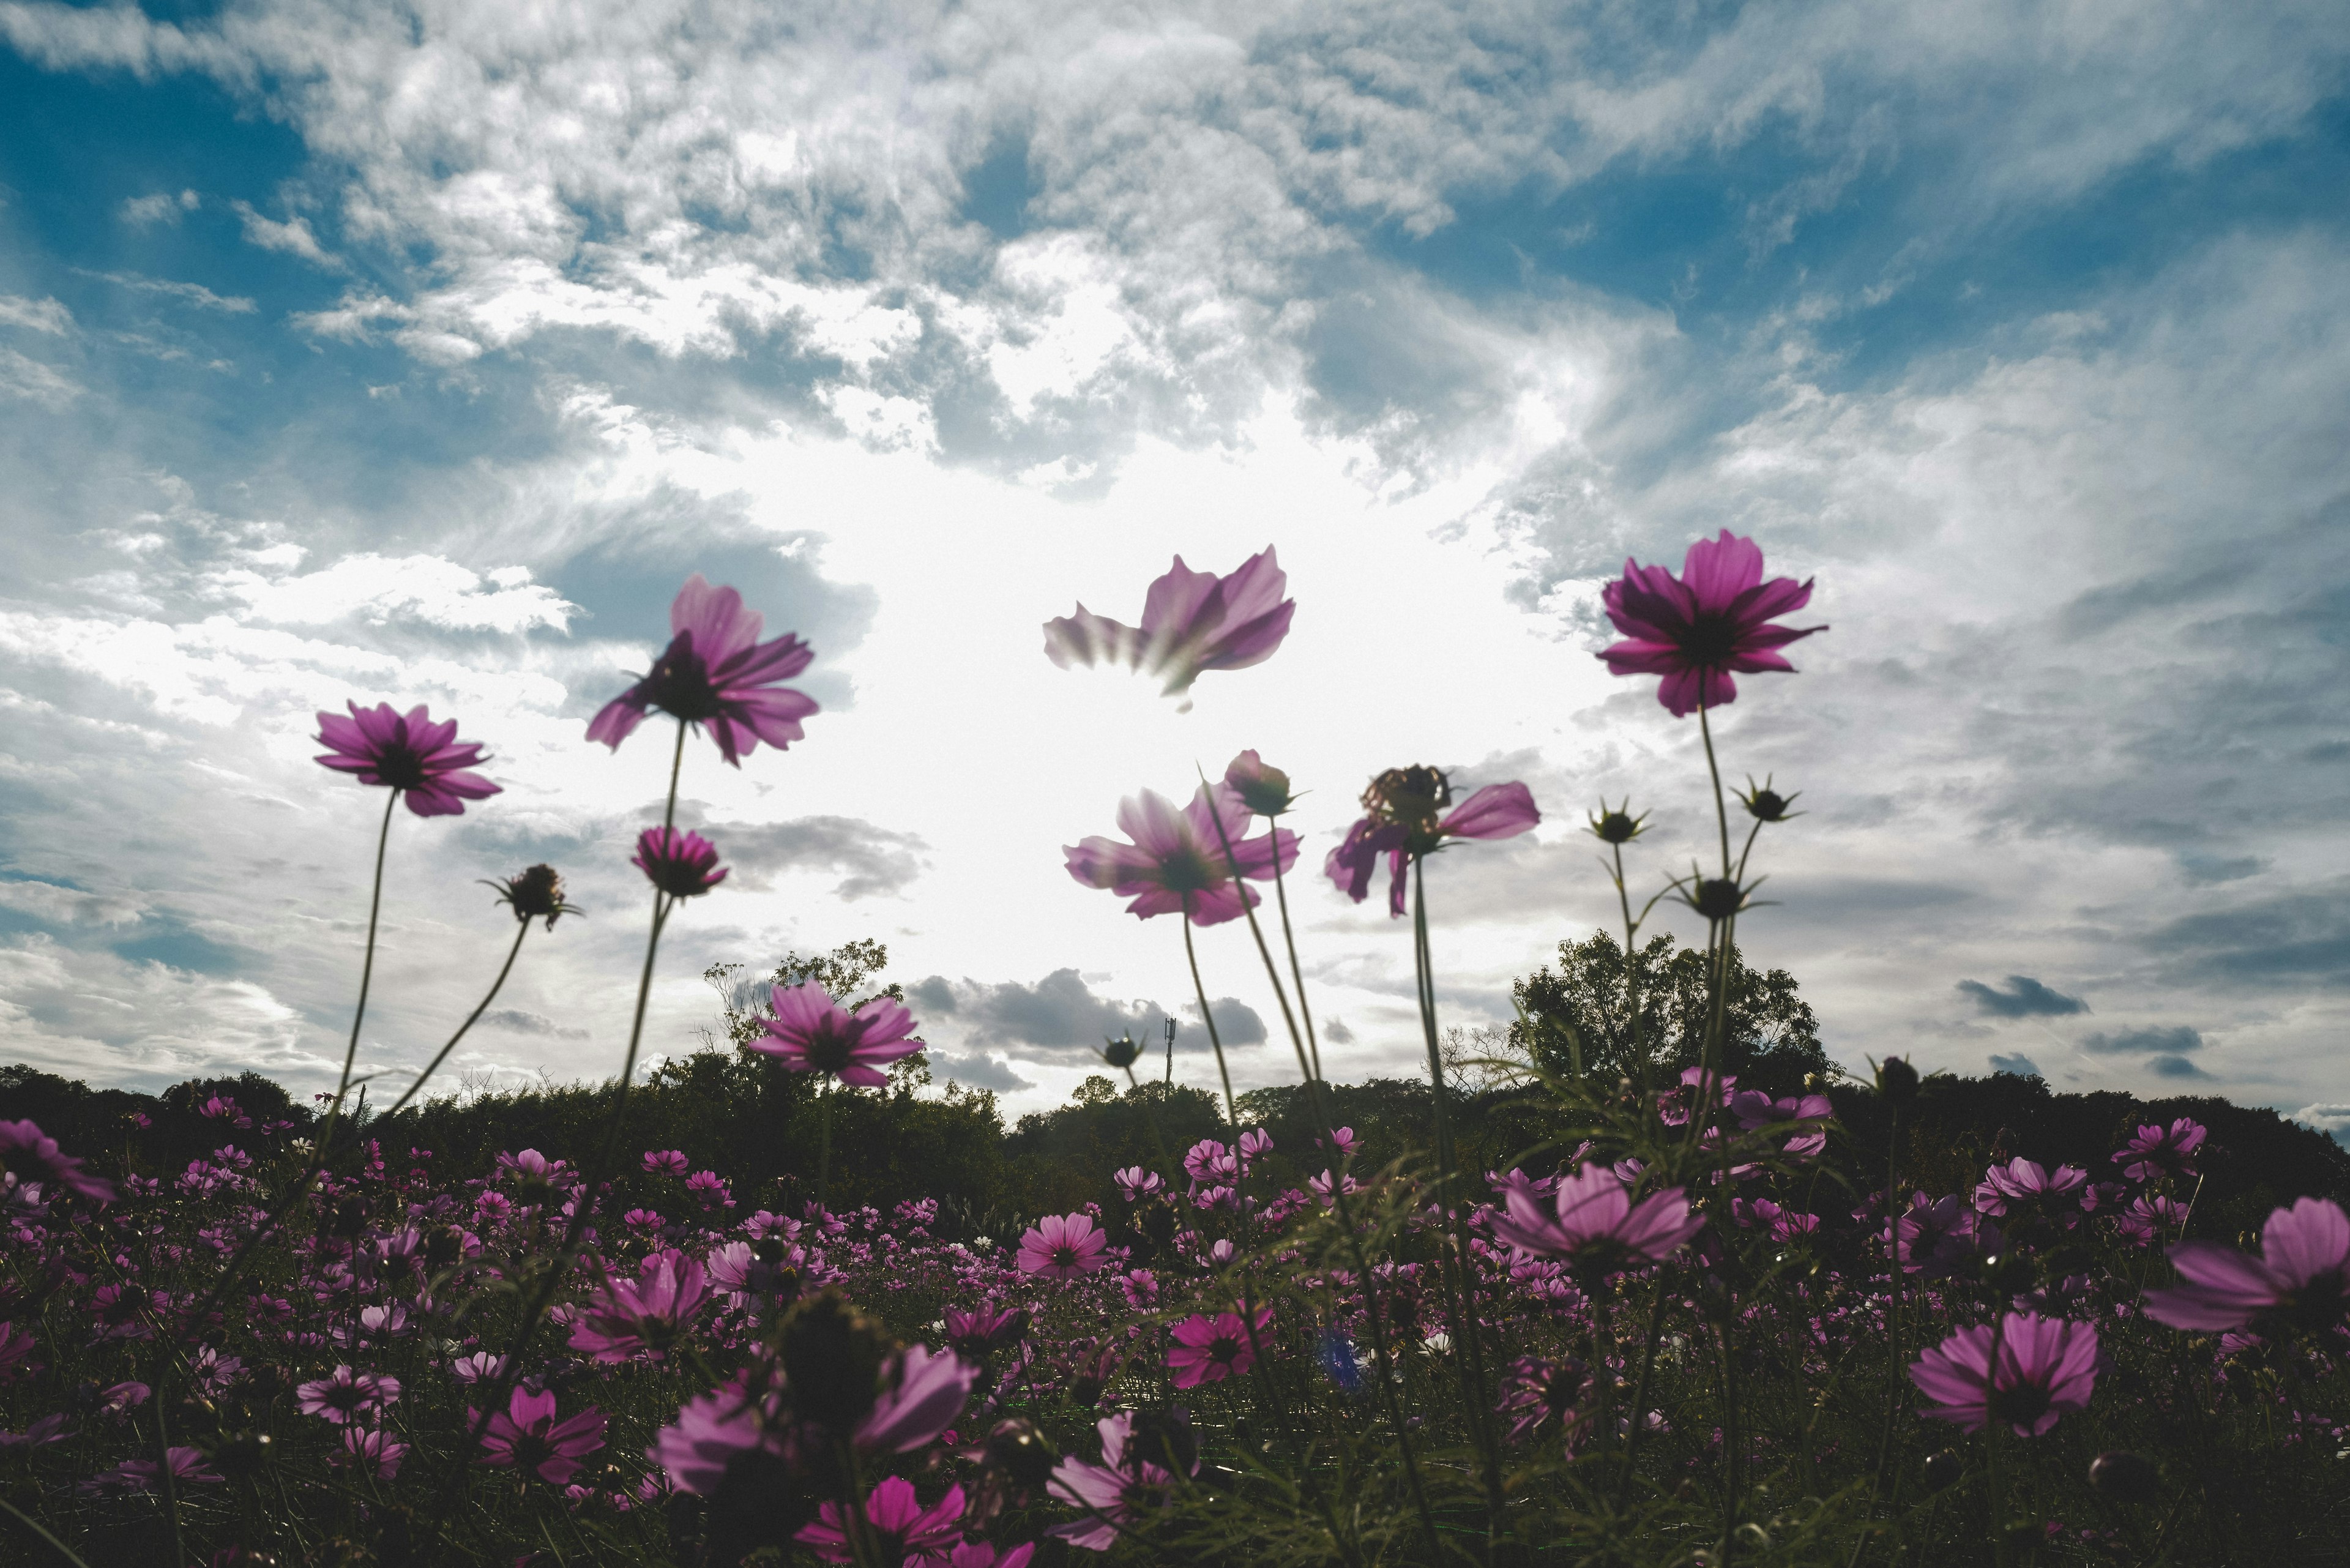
(1874, 1056, 1919, 1108)
(2089, 1450, 2160, 1504)
(1738, 776, 1801, 823)
(1101, 1034, 1143, 1070)
(487, 864, 575, 928)
(1224, 750, 1297, 816)
(1690, 878, 1744, 922)
(1920, 1450, 1962, 1493)
(774, 1290, 890, 1432)
(1587, 799, 1647, 845)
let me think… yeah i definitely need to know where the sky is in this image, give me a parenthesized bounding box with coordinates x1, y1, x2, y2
(0, 0, 2344, 1139)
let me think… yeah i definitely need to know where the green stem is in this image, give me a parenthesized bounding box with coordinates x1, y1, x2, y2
(818, 1078, 834, 1212)
(1699, 698, 1731, 879)
(0, 1495, 95, 1568)
(381, 919, 530, 1121)
(1181, 909, 1237, 1127)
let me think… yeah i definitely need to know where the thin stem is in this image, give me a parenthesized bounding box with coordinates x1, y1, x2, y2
(381, 919, 530, 1121)
(1181, 909, 1237, 1127)
(818, 1078, 834, 1211)
(662, 716, 688, 831)
(333, 789, 401, 1122)
(0, 1495, 95, 1568)
(1269, 851, 1324, 1084)
(1613, 840, 1647, 1090)
(1698, 698, 1731, 879)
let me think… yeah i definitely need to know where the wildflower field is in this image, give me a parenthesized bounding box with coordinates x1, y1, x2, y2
(2, 537, 2345, 1567)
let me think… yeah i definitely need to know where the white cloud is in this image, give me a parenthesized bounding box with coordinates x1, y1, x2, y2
(0, 347, 78, 406)
(119, 189, 201, 226)
(80, 270, 257, 314)
(0, 294, 73, 334)
(204, 553, 580, 634)
(0, 879, 147, 927)
(232, 200, 339, 268)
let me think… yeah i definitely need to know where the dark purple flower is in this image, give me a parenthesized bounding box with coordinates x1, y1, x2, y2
(1064, 784, 1297, 927)
(2114, 1118, 2207, 1184)
(1729, 1090, 1835, 1160)
(85, 1445, 220, 1494)
(569, 1249, 713, 1362)
(797, 1475, 967, 1564)
(1167, 1307, 1270, 1389)
(1598, 532, 1826, 716)
(588, 574, 817, 765)
(1326, 767, 1539, 917)
(0, 1120, 115, 1206)
(749, 980, 922, 1087)
(1910, 1313, 2098, 1436)
(2142, 1197, 2349, 1336)
(296, 1365, 400, 1425)
(633, 827, 728, 898)
(1497, 1356, 1588, 1444)
(478, 1386, 606, 1484)
(1043, 545, 1294, 709)
(314, 701, 501, 816)
(944, 1305, 1032, 1362)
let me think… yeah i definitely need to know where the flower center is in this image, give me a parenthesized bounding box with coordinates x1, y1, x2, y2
(802, 1019, 860, 1075)
(1677, 613, 1742, 665)
(370, 741, 430, 791)
(1209, 1334, 1242, 1363)
(640, 632, 722, 719)
(1986, 1381, 2051, 1429)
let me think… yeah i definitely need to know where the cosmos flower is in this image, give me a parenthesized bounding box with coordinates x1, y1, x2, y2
(1485, 1164, 1706, 1274)
(569, 1250, 714, 1363)
(1043, 545, 1294, 709)
(1326, 767, 1539, 918)
(337, 1426, 409, 1480)
(478, 1386, 606, 1485)
(85, 1446, 220, 1494)
(588, 574, 818, 765)
(1729, 1089, 1836, 1160)
(1223, 750, 1297, 816)
(643, 1150, 690, 1177)
(1166, 1308, 1272, 1389)
(944, 1305, 1032, 1362)
(797, 1476, 968, 1564)
(1974, 1158, 2089, 1220)
(750, 980, 923, 1088)
(633, 827, 729, 898)
(645, 1381, 779, 1496)
(314, 701, 501, 816)
(1113, 1167, 1165, 1201)
(2142, 1197, 2350, 1336)
(1064, 785, 1297, 927)
(0, 1120, 115, 1206)
(1597, 531, 1826, 716)
(2115, 1118, 2207, 1184)
(1017, 1214, 1112, 1280)
(1497, 1356, 1589, 1444)
(296, 1366, 401, 1425)
(1910, 1313, 2098, 1436)
(854, 1344, 982, 1455)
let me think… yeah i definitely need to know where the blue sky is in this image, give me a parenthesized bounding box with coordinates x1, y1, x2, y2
(1, 0, 2346, 1135)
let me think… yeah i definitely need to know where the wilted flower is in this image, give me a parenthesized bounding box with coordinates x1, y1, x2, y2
(1597, 531, 1826, 715)
(486, 864, 578, 928)
(1166, 1307, 1272, 1389)
(588, 574, 817, 765)
(0, 1120, 115, 1206)
(797, 1475, 967, 1564)
(314, 701, 501, 816)
(478, 1386, 606, 1484)
(633, 827, 729, 898)
(1017, 1214, 1111, 1280)
(1910, 1313, 2098, 1436)
(1043, 545, 1294, 708)
(1327, 768, 1540, 917)
(750, 980, 923, 1087)
(2142, 1197, 2349, 1336)
(1485, 1164, 1706, 1275)
(1064, 784, 1297, 927)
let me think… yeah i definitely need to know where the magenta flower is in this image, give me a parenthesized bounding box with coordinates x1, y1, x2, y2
(647, 1381, 779, 1496)
(1048, 1410, 1195, 1551)
(1064, 784, 1297, 927)
(337, 1426, 409, 1480)
(1043, 545, 1294, 709)
(947, 1545, 1037, 1568)
(749, 980, 923, 1087)
(314, 701, 501, 816)
(1729, 1089, 1835, 1160)
(1113, 1167, 1165, 1201)
(87, 1446, 220, 1494)
(643, 1149, 690, 1176)
(296, 1366, 400, 1425)
(1497, 1356, 1589, 1444)
(588, 573, 817, 765)
(2142, 1197, 2349, 1336)
(2115, 1118, 2207, 1184)
(1910, 1313, 2098, 1436)
(1973, 1157, 2088, 1220)
(633, 827, 728, 898)
(798, 1475, 967, 1564)
(944, 1305, 1032, 1362)
(569, 1249, 714, 1362)
(855, 1344, 980, 1453)
(1167, 1307, 1272, 1389)
(1485, 1163, 1705, 1274)
(478, 1386, 606, 1485)
(0, 1120, 116, 1206)
(1017, 1213, 1112, 1279)
(1597, 531, 1826, 716)
(1326, 769, 1539, 918)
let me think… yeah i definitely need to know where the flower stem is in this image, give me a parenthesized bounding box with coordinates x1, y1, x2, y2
(1181, 909, 1237, 1127)
(1698, 702, 1731, 879)
(818, 1078, 834, 1212)
(381, 919, 530, 1121)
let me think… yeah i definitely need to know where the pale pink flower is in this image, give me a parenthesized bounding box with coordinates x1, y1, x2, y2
(2143, 1197, 2350, 1336)
(1043, 545, 1294, 709)
(588, 573, 816, 764)
(1597, 531, 1825, 715)
(750, 980, 923, 1087)
(1017, 1214, 1111, 1279)
(1910, 1313, 2098, 1436)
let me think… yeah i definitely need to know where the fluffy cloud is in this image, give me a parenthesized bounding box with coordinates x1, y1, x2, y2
(687, 815, 928, 902)
(2080, 1026, 2202, 1056)
(1955, 976, 2089, 1019)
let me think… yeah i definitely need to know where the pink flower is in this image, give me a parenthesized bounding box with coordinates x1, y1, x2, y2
(1909, 1313, 2098, 1436)
(1318, 1126, 1362, 1158)
(1485, 1164, 1705, 1274)
(588, 573, 818, 765)
(1326, 771, 1539, 917)
(855, 1345, 980, 1454)
(337, 1426, 409, 1479)
(947, 1545, 1037, 1568)
(1497, 1356, 1589, 1444)
(1167, 1308, 1272, 1389)
(479, 1386, 606, 1485)
(1974, 1158, 2088, 1219)
(944, 1306, 1031, 1362)
(1043, 545, 1294, 708)
(643, 1150, 690, 1176)
(2114, 1118, 2207, 1184)
(797, 1476, 967, 1565)
(1729, 1090, 1835, 1160)
(2142, 1197, 2350, 1336)
(1016, 1214, 1112, 1280)
(85, 1445, 219, 1494)
(0, 1413, 70, 1450)
(450, 1353, 509, 1385)
(647, 1381, 779, 1496)
(1113, 1167, 1165, 1201)
(1597, 531, 1826, 716)
(296, 1366, 401, 1425)
(1223, 750, 1296, 816)
(1064, 784, 1297, 927)
(633, 827, 728, 898)
(1182, 1140, 1237, 1185)
(569, 1249, 714, 1362)
(314, 701, 501, 816)
(0, 1120, 115, 1206)
(750, 980, 923, 1087)
(1047, 1411, 1194, 1551)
